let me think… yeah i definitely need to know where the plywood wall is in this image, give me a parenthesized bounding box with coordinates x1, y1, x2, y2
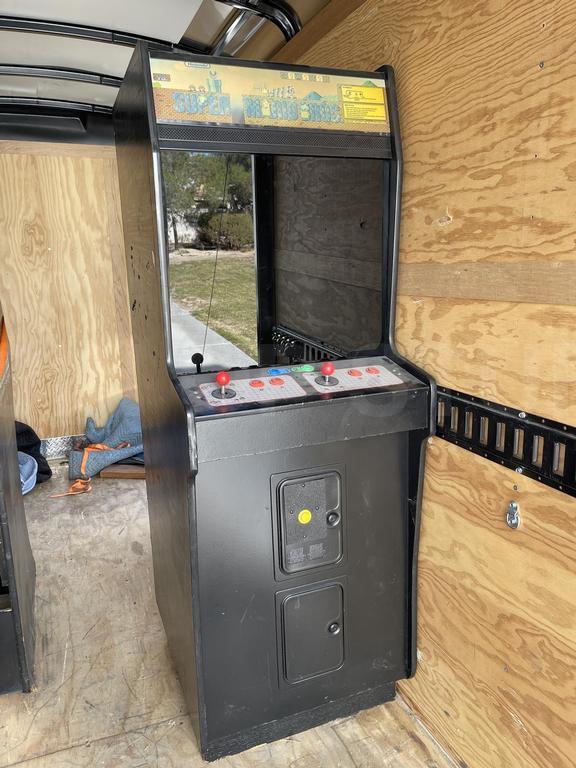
(407, 441, 576, 768)
(0, 142, 136, 437)
(277, 1, 576, 766)
(274, 156, 383, 351)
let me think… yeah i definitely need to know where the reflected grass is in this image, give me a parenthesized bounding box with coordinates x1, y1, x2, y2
(169, 253, 258, 360)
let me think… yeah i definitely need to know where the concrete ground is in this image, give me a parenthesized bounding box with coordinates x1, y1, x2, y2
(170, 299, 255, 371)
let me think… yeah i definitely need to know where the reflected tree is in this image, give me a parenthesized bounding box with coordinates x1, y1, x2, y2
(162, 152, 253, 249)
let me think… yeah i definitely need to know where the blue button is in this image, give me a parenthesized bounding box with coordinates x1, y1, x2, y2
(267, 367, 289, 375)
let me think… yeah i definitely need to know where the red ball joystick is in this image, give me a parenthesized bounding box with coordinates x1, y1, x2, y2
(320, 361, 336, 385)
(216, 370, 231, 388)
(215, 370, 231, 398)
(321, 361, 335, 377)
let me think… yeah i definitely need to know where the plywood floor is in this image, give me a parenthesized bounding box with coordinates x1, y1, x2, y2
(0, 468, 455, 768)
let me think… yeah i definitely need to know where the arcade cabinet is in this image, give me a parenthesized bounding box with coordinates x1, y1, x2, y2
(115, 43, 433, 760)
(0, 304, 36, 694)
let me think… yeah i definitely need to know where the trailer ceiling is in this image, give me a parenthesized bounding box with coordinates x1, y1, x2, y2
(0, 0, 211, 42)
(0, 0, 328, 116)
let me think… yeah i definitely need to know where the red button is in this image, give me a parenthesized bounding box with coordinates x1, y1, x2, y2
(270, 377, 284, 386)
(366, 367, 380, 375)
(348, 369, 363, 377)
(249, 380, 264, 388)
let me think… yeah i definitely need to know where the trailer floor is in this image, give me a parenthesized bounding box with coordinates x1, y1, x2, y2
(0, 467, 454, 768)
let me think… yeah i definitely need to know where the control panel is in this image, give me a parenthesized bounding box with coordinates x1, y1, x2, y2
(199, 374, 306, 408)
(182, 356, 423, 416)
(303, 363, 401, 393)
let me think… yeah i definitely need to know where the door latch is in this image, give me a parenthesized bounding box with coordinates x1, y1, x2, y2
(506, 501, 520, 529)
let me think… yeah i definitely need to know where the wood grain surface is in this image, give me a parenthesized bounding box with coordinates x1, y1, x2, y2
(0, 470, 455, 768)
(274, 156, 383, 351)
(398, 261, 576, 306)
(396, 295, 576, 423)
(0, 142, 136, 437)
(399, 440, 576, 768)
(277, 1, 576, 766)
(280, 0, 576, 425)
(0, 142, 116, 159)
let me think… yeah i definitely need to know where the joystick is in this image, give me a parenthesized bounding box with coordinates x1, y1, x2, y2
(213, 370, 235, 399)
(321, 362, 335, 381)
(191, 352, 204, 374)
(316, 361, 338, 387)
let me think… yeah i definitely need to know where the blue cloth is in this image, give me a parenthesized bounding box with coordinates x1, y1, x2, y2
(18, 451, 38, 495)
(69, 398, 144, 480)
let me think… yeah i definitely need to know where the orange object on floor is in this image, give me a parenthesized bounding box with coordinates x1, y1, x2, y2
(51, 441, 131, 499)
(51, 478, 93, 498)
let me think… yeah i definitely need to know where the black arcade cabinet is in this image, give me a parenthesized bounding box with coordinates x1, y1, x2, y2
(0, 305, 36, 694)
(115, 43, 433, 761)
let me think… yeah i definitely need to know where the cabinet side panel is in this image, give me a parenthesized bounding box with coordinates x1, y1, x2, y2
(0, 304, 35, 691)
(114, 47, 202, 744)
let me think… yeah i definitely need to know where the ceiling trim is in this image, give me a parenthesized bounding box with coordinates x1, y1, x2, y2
(0, 96, 111, 113)
(0, 15, 210, 53)
(0, 64, 122, 88)
(0, 3, 303, 113)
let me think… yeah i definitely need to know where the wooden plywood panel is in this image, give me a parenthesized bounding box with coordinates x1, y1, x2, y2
(287, 0, 576, 276)
(0, 141, 116, 159)
(398, 261, 576, 306)
(275, 157, 383, 263)
(399, 440, 576, 768)
(395, 295, 576, 424)
(103, 155, 137, 400)
(279, 0, 576, 424)
(276, 273, 381, 351)
(274, 156, 382, 351)
(0, 143, 136, 437)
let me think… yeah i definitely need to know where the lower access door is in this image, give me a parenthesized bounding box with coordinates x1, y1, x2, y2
(279, 582, 345, 684)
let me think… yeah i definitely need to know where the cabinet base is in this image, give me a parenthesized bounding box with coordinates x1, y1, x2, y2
(202, 682, 396, 761)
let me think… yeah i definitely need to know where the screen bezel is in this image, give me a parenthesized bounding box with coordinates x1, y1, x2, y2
(148, 50, 392, 139)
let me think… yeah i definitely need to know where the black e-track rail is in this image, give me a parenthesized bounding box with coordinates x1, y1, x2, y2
(272, 325, 344, 362)
(436, 387, 576, 498)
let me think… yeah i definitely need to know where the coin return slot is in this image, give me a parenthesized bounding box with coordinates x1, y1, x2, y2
(495, 422, 506, 452)
(513, 428, 525, 459)
(552, 442, 566, 476)
(531, 435, 544, 468)
(464, 411, 474, 439)
(450, 406, 459, 433)
(479, 416, 489, 446)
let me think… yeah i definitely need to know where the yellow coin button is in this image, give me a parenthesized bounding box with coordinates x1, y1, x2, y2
(297, 509, 312, 525)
